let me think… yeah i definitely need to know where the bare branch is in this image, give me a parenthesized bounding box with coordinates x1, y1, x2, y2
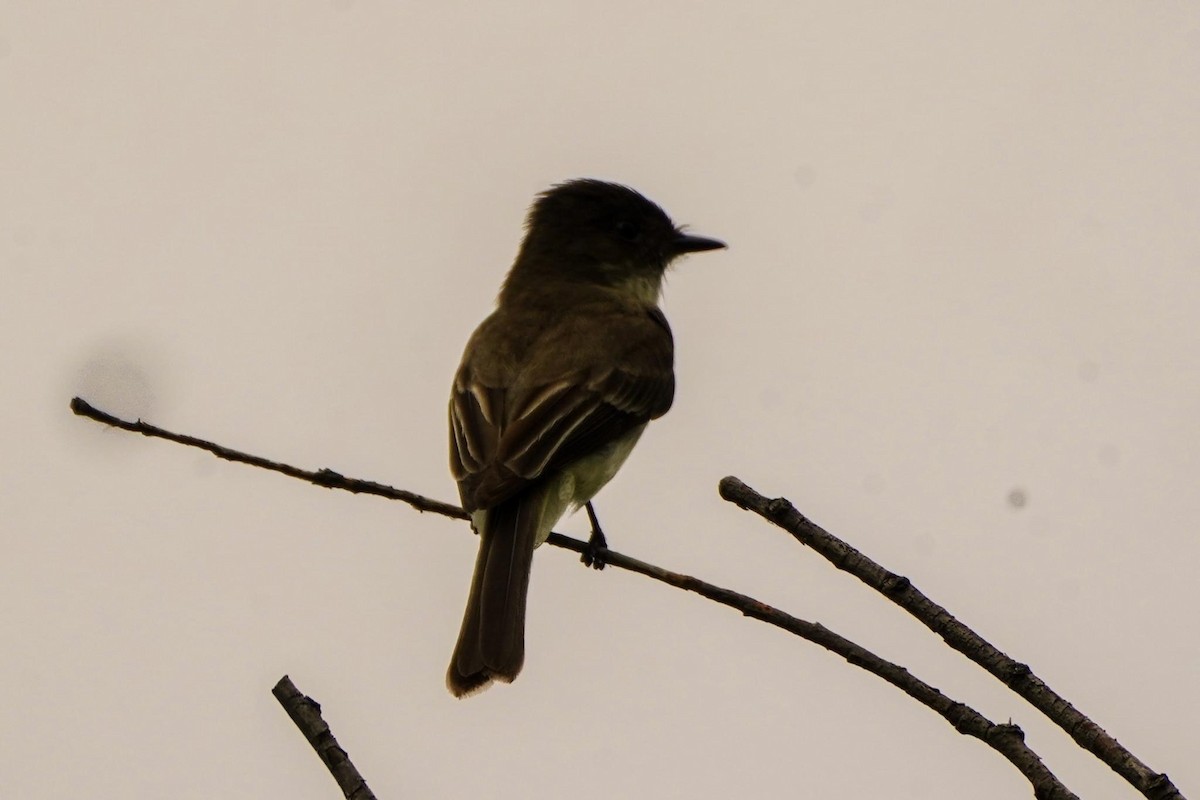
(719, 475, 1183, 800)
(548, 535, 1078, 799)
(70, 396, 465, 519)
(74, 398, 1083, 799)
(272, 675, 378, 800)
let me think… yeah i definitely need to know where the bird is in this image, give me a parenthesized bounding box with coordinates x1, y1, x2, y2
(446, 179, 724, 696)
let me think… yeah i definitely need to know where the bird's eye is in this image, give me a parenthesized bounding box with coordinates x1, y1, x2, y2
(614, 219, 641, 241)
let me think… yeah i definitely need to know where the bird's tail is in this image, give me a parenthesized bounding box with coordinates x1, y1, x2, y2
(447, 491, 543, 697)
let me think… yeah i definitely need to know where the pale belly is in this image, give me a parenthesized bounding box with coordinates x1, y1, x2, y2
(537, 424, 647, 547)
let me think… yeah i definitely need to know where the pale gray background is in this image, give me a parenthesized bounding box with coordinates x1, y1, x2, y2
(3, 2, 1198, 798)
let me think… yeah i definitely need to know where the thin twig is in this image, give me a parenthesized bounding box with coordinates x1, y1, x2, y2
(70, 397, 466, 519)
(272, 675, 378, 800)
(75, 397, 1079, 799)
(718, 475, 1184, 800)
(547, 534, 1077, 800)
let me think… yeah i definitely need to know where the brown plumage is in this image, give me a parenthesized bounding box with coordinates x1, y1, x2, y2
(447, 179, 723, 696)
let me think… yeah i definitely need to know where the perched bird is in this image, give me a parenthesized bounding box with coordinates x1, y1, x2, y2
(447, 179, 724, 696)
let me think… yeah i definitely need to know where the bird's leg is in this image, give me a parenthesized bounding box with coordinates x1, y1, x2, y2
(581, 501, 609, 570)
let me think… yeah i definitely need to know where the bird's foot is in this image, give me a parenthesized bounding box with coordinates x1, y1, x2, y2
(581, 501, 609, 570)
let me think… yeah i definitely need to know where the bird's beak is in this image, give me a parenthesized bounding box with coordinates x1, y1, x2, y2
(671, 231, 726, 255)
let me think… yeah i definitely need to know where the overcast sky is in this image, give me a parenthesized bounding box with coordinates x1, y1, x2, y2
(3, 3, 1198, 798)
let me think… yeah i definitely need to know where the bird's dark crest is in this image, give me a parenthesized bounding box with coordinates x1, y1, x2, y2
(526, 179, 675, 233)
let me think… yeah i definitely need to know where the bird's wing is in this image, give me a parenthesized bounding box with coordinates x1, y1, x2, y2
(450, 309, 674, 512)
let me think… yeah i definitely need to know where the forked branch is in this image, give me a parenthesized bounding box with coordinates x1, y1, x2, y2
(718, 477, 1182, 800)
(72, 397, 1164, 799)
